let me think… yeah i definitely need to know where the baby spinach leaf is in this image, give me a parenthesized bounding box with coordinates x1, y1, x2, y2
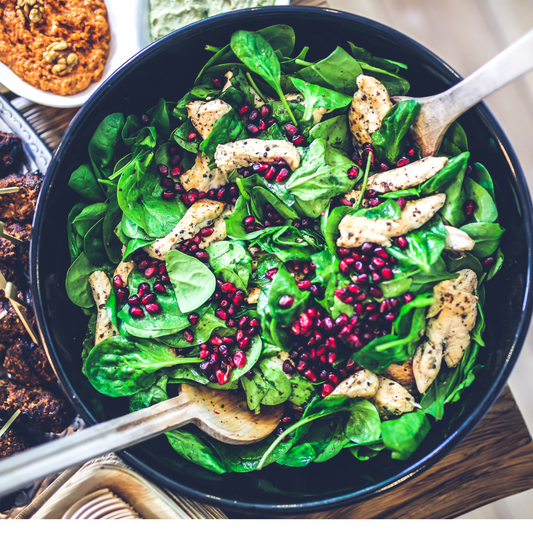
(308, 115, 351, 154)
(288, 373, 316, 406)
(289, 77, 352, 124)
(257, 24, 296, 57)
(73, 203, 108, 237)
(460, 222, 505, 258)
(440, 152, 469, 227)
(165, 363, 210, 385)
(224, 195, 251, 239)
(147, 98, 170, 141)
(323, 205, 358, 252)
(255, 225, 321, 263)
(487, 248, 504, 281)
(439, 121, 468, 157)
(172, 119, 201, 153)
(258, 358, 292, 405)
(207, 240, 252, 288)
(347, 42, 407, 73)
(359, 63, 410, 96)
(84, 219, 107, 267)
(381, 410, 431, 460)
(122, 114, 142, 146)
(89, 113, 125, 180)
(371, 100, 421, 165)
(251, 186, 298, 223)
(65, 252, 106, 308)
(121, 215, 151, 241)
(285, 139, 356, 217)
(122, 238, 152, 263)
(464, 177, 498, 223)
(166, 429, 228, 474)
(102, 190, 123, 264)
(230, 30, 297, 125)
(67, 202, 87, 262)
(199, 108, 246, 162)
(129, 375, 169, 412)
(83, 335, 199, 396)
(314, 416, 350, 463)
(68, 164, 105, 202)
(473, 162, 495, 201)
(296, 46, 362, 95)
(361, 199, 402, 220)
(417, 152, 468, 197)
(166, 250, 216, 313)
(344, 400, 382, 445)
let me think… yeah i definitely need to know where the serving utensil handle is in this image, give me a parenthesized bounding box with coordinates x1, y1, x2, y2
(0, 394, 195, 497)
(436, 28, 533, 123)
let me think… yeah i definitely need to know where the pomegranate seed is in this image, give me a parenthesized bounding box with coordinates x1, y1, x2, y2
(396, 197, 407, 210)
(291, 320, 301, 335)
(259, 105, 270, 119)
(221, 282, 237, 294)
(233, 351, 247, 368)
(187, 189, 199, 204)
(209, 335, 223, 346)
(304, 369, 317, 382)
(265, 268, 278, 280)
(215, 308, 227, 320)
(138, 260, 149, 271)
(248, 109, 259, 122)
(161, 178, 174, 189)
(338, 248, 351, 257)
(384, 313, 396, 321)
(292, 134, 306, 146)
(199, 350, 210, 359)
(389, 298, 400, 309)
(297, 361, 308, 372)
(381, 267, 394, 280)
(368, 286, 383, 298)
(238, 104, 251, 115)
(188, 313, 199, 325)
(216, 370, 229, 385)
(244, 216, 255, 226)
(464, 200, 476, 217)
(233, 290, 245, 306)
(408, 148, 416, 157)
(335, 314, 349, 328)
(145, 303, 162, 315)
(141, 293, 156, 305)
(171, 164, 184, 178)
(372, 257, 386, 268)
(404, 292, 414, 303)
(199, 227, 214, 238)
(227, 304, 236, 316)
(482, 256, 495, 267)
(238, 337, 251, 350)
(222, 336, 235, 346)
(284, 124, 298, 136)
(278, 295, 294, 309)
(348, 166, 360, 179)
(249, 318, 260, 327)
(183, 329, 194, 342)
(162, 189, 176, 200)
(238, 316, 250, 329)
(371, 272, 382, 283)
(334, 288, 347, 300)
(328, 352, 337, 364)
(258, 119, 267, 131)
(195, 250, 209, 262)
(236, 330, 244, 343)
(368, 198, 383, 207)
(111, 275, 123, 290)
(144, 266, 157, 279)
(220, 299, 230, 309)
(128, 295, 141, 306)
(396, 236, 408, 249)
(339, 259, 352, 275)
(275, 168, 290, 183)
(379, 163, 389, 172)
(116, 288, 129, 304)
(396, 156, 410, 167)
(340, 198, 354, 207)
(247, 124, 260, 135)
(380, 300, 391, 314)
(252, 162, 269, 174)
(212, 76, 224, 88)
(297, 280, 312, 290)
(322, 383, 335, 397)
(299, 313, 313, 335)
(264, 166, 277, 180)
(129, 306, 144, 318)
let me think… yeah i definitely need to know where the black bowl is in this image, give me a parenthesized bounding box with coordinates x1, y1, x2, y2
(31, 6, 533, 514)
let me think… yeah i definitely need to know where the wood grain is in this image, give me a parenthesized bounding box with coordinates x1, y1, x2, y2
(229, 387, 533, 519)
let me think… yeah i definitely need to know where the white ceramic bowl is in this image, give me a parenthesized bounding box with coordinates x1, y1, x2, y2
(0, 0, 289, 108)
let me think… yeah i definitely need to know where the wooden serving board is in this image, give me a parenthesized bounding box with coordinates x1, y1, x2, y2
(228, 387, 533, 519)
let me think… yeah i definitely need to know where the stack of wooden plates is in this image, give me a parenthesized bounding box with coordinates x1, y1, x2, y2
(61, 489, 140, 520)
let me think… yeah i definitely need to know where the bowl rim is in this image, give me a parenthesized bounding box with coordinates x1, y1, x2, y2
(31, 5, 533, 514)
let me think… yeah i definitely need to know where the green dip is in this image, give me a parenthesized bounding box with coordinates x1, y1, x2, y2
(150, 0, 276, 41)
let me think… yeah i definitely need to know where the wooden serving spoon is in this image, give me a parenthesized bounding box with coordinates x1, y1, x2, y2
(393, 28, 533, 157)
(0, 384, 282, 497)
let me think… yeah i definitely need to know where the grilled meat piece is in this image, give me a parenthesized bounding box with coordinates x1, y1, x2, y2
(0, 379, 73, 434)
(0, 170, 43, 223)
(0, 132, 23, 178)
(332, 369, 379, 398)
(186, 99, 232, 139)
(4, 339, 56, 387)
(180, 153, 228, 192)
(0, 222, 31, 267)
(89, 271, 118, 345)
(0, 293, 35, 345)
(0, 428, 29, 459)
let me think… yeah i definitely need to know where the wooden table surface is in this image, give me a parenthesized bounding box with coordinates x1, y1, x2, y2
(3, 0, 533, 519)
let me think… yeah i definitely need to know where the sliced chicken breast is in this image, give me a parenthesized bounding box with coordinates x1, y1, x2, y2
(113, 259, 134, 287)
(198, 204, 232, 250)
(180, 153, 228, 192)
(331, 369, 379, 398)
(88, 271, 118, 345)
(349, 75, 393, 147)
(373, 376, 416, 417)
(413, 269, 478, 393)
(382, 359, 416, 389)
(337, 193, 446, 248)
(215, 139, 300, 173)
(444, 226, 475, 251)
(186, 99, 232, 139)
(146, 200, 225, 260)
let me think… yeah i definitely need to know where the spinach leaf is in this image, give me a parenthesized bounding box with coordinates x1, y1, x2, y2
(255, 225, 321, 262)
(487, 248, 504, 280)
(172, 119, 201, 153)
(199, 108, 246, 162)
(360, 199, 402, 220)
(259, 358, 292, 405)
(224, 195, 251, 239)
(347, 42, 407, 73)
(439, 121, 468, 157)
(296, 46, 363, 95)
(289, 77, 352, 124)
(230, 30, 298, 125)
(308, 115, 351, 154)
(121, 215, 151, 241)
(148, 98, 170, 141)
(102, 190, 123, 264)
(67, 202, 87, 262)
(285, 139, 356, 217)
(122, 114, 142, 146)
(207, 241, 252, 289)
(322, 205, 358, 252)
(381, 410, 431, 460)
(388, 216, 448, 273)
(89, 113, 125, 180)
(129, 375, 169, 412)
(440, 152, 469, 226)
(166, 429, 228, 474)
(165, 363, 210, 386)
(237, 173, 296, 209)
(72, 203, 108, 237)
(313, 416, 350, 463)
(444, 251, 484, 280)
(359, 63, 410, 96)
(257, 24, 296, 56)
(83, 219, 107, 267)
(83, 335, 200, 396)
(459, 222, 505, 257)
(65, 252, 106, 308)
(473, 162, 495, 201)
(371, 100, 421, 165)
(464, 177, 498, 223)
(344, 400, 382, 444)
(166, 250, 216, 313)
(251, 186, 298, 223)
(68, 164, 105, 202)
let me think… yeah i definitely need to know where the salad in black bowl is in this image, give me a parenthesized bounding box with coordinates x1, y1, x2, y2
(32, 7, 533, 513)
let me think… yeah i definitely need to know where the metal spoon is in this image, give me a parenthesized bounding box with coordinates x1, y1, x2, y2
(393, 28, 533, 157)
(0, 384, 282, 496)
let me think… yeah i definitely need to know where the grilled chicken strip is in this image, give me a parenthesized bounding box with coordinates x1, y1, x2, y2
(349, 75, 393, 147)
(180, 153, 228, 192)
(147, 200, 225, 260)
(331, 369, 379, 398)
(337, 193, 446, 248)
(382, 359, 416, 389)
(89, 271, 118, 345)
(344, 156, 448, 206)
(198, 204, 232, 250)
(444, 226, 475, 251)
(373, 376, 416, 417)
(186, 99, 232, 139)
(413, 269, 478, 394)
(215, 139, 301, 173)
(113, 259, 134, 287)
